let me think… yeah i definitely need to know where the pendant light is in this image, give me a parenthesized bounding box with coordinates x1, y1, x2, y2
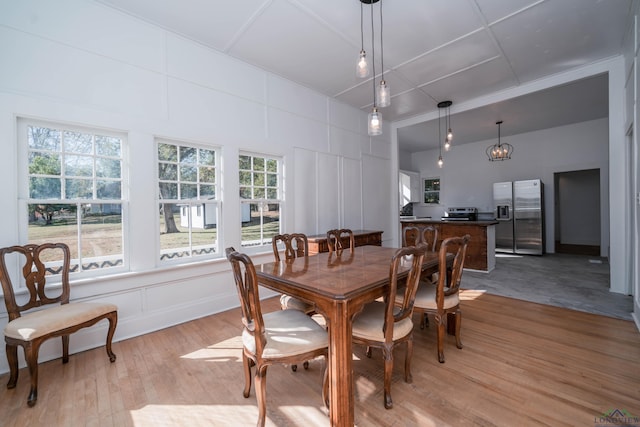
(438, 100, 452, 151)
(486, 121, 514, 161)
(437, 107, 444, 168)
(366, 0, 382, 135)
(356, 1, 369, 78)
(376, 0, 390, 108)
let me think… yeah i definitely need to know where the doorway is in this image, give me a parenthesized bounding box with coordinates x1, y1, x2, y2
(554, 169, 601, 256)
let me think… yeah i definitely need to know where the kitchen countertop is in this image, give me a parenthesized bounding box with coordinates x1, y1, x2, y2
(400, 218, 498, 225)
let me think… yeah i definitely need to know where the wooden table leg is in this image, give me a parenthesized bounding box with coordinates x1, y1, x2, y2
(327, 300, 354, 427)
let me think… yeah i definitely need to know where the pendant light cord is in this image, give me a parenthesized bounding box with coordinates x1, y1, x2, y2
(360, 1, 364, 52)
(379, 0, 384, 82)
(370, 2, 376, 107)
(438, 108, 442, 157)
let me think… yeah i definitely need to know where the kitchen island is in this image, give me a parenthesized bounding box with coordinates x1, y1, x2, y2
(401, 219, 498, 272)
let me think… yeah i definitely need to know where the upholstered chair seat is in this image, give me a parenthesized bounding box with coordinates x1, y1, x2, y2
(352, 304, 413, 342)
(242, 309, 328, 358)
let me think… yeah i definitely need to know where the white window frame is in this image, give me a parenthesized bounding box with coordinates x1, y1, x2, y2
(17, 118, 128, 279)
(239, 151, 283, 250)
(157, 138, 221, 264)
(423, 177, 441, 205)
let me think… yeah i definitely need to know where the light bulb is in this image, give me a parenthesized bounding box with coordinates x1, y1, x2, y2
(377, 80, 390, 107)
(368, 107, 382, 136)
(356, 50, 369, 78)
(447, 129, 453, 141)
(437, 155, 443, 168)
(444, 140, 450, 151)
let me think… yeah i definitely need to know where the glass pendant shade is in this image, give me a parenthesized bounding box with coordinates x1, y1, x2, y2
(447, 128, 453, 141)
(368, 107, 382, 136)
(444, 139, 451, 151)
(377, 80, 390, 107)
(437, 155, 444, 168)
(356, 50, 369, 78)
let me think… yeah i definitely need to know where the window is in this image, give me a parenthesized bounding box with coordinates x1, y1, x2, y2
(239, 153, 282, 247)
(423, 177, 440, 204)
(20, 120, 125, 274)
(157, 140, 219, 262)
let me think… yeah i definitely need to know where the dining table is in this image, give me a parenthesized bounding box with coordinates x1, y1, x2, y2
(255, 244, 445, 427)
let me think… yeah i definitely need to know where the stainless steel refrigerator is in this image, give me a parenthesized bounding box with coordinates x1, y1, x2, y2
(493, 179, 544, 255)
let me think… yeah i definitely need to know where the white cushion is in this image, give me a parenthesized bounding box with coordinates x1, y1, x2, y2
(352, 301, 413, 342)
(280, 294, 315, 314)
(411, 284, 459, 310)
(242, 309, 327, 358)
(4, 302, 117, 341)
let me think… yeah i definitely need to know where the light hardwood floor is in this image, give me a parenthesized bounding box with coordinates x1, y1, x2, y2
(0, 291, 638, 426)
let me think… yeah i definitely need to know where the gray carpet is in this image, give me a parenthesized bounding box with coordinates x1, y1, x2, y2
(462, 253, 634, 320)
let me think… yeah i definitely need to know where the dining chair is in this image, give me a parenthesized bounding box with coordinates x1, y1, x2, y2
(351, 244, 428, 409)
(398, 235, 470, 363)
(225, 247, 329, 427)
(0, 243, 118, 407)
(402, 225, 438, 252)
(326, 228, 355, 254)
(402, 225, 421, 247)
(421, 225, 438, 252)
(271, 233, 317, 372)
(403, 225, 439, 330)
(271, 233, 315, 315)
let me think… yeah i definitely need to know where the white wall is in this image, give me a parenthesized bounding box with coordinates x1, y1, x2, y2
(624, 3, 640, 328)
(405, 118, 610, 256)
(0, 0, 393, 374)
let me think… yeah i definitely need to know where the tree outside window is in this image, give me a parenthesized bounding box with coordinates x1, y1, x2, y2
(157, 140, 219, 262)
(22, 120, 125, 273)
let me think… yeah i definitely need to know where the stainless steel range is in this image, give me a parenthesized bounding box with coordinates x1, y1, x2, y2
(441, 207, 478, 221)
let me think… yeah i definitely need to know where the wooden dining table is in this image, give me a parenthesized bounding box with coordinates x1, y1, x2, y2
(255, 245, 444, 427)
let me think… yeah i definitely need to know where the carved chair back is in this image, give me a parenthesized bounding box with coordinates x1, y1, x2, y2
(421, 226, 439, 252)
(326, 229, 355, 254)
(382, 244, 428, 341)
(436, 235, 470, 301)
(0, 243, 71, 321)
(271, 233, 309, 262)
(225, 247, 266, 357)
(402, 225, 438, 252)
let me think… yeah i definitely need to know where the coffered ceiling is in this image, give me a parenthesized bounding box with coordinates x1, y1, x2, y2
(97, 0, 633, 152)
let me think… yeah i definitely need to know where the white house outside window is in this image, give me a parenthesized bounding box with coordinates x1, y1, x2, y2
(19, 119, 125, 275)
(239, 153, 282, 247)
(157, 139, 220, 262)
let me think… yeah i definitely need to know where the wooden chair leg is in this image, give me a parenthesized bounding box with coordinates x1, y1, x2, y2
(255, 365, 268, 427)
(6, 344, 18, 389)
(404, 339, 413, 384)
(24, 342, 41, 407)
(382, 348, 393, 409)
(242, 354, 252, 398)
(455, 309, 463, 349)
(62, 335, 69, 364)
(106, 313, 117, 362)
(436, 314, 445, 363)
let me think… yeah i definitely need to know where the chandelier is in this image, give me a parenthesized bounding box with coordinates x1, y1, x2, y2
(486, 121, 513, 161)
(357, 0, 388, 136)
